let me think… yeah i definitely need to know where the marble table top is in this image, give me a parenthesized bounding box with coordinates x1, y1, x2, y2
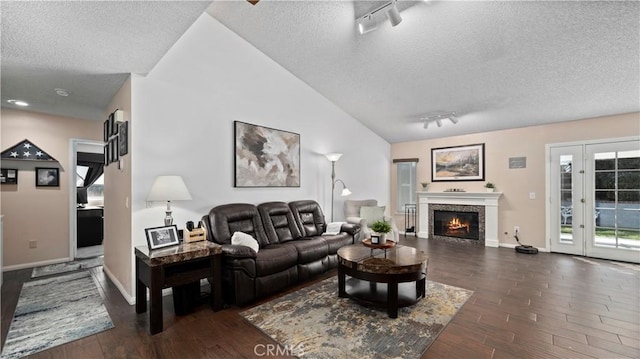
(337, 243, 428, 275)
(135, 241, 222, 266)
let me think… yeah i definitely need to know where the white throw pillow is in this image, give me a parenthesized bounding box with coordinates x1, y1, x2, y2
(324, 222, 344, 235)
(231, 231, 260, 253)
(360, 206, 385, 225)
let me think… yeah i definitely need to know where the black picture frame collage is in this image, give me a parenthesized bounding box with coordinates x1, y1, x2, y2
(103, 110, 129, 167)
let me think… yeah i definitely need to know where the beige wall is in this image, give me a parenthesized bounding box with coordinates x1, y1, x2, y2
(1, 109, 101, 268)
(102, 77, 133, 301)
(391, 112, 640, 249)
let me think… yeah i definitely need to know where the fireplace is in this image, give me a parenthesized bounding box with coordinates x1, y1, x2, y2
(417, 192, 502, 247)
(433, 210, 479, 240)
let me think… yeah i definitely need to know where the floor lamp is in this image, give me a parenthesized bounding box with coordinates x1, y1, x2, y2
(326, 153, 352, 222)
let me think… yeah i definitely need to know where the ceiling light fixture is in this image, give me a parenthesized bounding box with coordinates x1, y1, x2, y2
(54, 88, 70, 97)
(7, 99, 29, 107)
(420, 112, 458, 129)
(355, 0, 403, 35)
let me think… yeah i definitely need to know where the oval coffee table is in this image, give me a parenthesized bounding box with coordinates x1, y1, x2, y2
(337, 243, 428, 318)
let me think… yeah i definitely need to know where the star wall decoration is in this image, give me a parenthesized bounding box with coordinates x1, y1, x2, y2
(1, 139, 57, 161)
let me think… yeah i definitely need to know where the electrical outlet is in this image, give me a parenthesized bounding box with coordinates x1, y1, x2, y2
(514, 226, 520, 234)
(29, 240, 37, 249)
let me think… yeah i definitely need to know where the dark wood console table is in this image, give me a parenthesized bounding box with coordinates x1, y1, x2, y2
(135, 241, 223, 334)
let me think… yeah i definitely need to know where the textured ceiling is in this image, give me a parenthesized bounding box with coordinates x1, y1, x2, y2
(1, 1, 212, 121)
(1, 1, 638, 143)
(208, 0, 640, 143)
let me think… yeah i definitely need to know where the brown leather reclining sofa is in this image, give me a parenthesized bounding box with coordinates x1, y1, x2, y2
(201, 200, 359, 306)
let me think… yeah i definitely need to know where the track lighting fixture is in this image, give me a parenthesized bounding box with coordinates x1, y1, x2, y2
(355, 0, 403, 35)
(420, 112, 458, 130)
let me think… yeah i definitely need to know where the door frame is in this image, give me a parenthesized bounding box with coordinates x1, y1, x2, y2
(545, 136, 640, 259)
(68, 138, 104, 259)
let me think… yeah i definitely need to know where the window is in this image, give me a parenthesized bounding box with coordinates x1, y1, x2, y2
(396, 161, 417, 212)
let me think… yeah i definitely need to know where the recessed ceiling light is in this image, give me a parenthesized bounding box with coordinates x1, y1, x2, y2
(54, 88, 70, 97)
(7, 99, 29, 107)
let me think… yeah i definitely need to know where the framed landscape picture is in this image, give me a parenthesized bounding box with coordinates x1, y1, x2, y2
(234, 121, 300, 187)
(431, 143, 485, 182)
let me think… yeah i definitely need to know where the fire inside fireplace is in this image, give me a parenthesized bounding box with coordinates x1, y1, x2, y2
(433, 210, 479, 240)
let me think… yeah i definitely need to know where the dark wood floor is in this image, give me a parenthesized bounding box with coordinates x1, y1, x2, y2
(2, 236, 639, 358)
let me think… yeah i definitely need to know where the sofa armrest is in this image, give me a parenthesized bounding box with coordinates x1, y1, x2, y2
(346, 216, 367, 227)
(340, 223, 360, 236)
(221, 244, 257, 259)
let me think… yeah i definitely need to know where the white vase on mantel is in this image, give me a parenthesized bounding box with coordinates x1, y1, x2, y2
(486, 188, 495, 192)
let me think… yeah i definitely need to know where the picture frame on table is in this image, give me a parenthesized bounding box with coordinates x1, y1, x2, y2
(35, 167, 59, 187)
(0, 168, 18, 184)
(145, 225, 180, 250)
(431, 143, 485, 182)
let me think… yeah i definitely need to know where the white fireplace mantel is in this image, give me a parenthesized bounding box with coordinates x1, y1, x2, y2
(417, 191, 503, 247)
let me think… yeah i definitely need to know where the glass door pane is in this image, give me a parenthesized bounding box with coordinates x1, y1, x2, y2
(586, 141, 640, 263)
(549, 145, 584, 255)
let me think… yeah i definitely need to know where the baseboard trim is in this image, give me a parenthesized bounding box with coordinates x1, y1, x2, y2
(103, 264, 136, 305)
(3, 257, 72, 272)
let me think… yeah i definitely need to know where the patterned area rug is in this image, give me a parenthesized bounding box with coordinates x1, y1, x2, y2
(31, 256, 103, 278)
(1, 271, 114, 359)
(241, 276, 473, 359)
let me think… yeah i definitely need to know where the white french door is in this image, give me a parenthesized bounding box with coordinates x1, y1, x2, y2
(548, 138, 640, 263)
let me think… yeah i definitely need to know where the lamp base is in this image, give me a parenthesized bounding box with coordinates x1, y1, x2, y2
(164, 211, 173, 226)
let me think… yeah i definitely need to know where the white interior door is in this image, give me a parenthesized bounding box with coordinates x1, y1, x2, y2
(550, 145, 585, 255)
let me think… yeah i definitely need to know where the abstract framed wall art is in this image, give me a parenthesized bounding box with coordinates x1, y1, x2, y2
(234, 121, 300, 187)
(431, 143, 485, 182)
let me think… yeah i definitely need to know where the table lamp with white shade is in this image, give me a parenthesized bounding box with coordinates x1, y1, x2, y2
(147, 175, 192, 225)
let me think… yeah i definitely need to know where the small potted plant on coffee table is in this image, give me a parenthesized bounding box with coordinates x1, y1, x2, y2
(371, 220, 392, 244)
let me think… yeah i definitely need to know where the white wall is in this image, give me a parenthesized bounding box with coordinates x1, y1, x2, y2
(129, 13, 390, 290)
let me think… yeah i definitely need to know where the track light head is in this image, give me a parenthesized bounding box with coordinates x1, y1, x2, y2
(386, 3, 403, 26)
(358, 15, 378, 34)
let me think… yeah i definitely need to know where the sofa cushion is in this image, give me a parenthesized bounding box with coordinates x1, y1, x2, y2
(360, 205, 385, 224)
(289, 200, 326, 237)
(258, 202, 302, 244)
(288, 238, 329, 264)
(255, 244, 298, 277)
(231, 232, 259, 253)
(206, 203, 269, 247)
(320, 233, 354, 254)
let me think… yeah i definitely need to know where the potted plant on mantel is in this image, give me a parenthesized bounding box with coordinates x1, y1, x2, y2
(485, 182, 496, 192)
(371, 220, 392, 243)
(420, 182, 430, 191)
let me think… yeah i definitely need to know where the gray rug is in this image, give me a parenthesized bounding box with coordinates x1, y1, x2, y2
(31, 256, 103, 278)
(241, 276, 473, 359)
(1, 271, 114, 359)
